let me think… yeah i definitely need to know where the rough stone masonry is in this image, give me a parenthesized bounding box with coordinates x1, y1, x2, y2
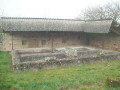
(12, 47, 120, 72)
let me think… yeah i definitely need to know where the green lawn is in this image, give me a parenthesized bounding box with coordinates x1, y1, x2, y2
(0, 51, 120, 90)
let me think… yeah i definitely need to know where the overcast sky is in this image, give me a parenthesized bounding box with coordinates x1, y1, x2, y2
(0, 0, 120, 19)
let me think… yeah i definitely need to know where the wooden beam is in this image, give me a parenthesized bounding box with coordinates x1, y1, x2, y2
(102, 34, 105, 49)
(51, 33, 54, 53)
(11, 32, 13, 50)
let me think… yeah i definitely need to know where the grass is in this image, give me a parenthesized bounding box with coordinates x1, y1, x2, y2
(0, 51, 120, 90)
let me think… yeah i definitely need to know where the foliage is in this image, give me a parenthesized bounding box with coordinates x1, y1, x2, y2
(0, 51, 120, 90)
(78, 3, 120, 22)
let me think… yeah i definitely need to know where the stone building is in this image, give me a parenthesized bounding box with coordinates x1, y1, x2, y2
(0, 17, 120, 51)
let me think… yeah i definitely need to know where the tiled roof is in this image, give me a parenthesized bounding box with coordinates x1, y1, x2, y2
(1, 17, 113, 33)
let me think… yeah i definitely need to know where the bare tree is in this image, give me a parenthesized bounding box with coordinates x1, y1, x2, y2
(78, 3, 120, 22)
(0, 9, 4, 33)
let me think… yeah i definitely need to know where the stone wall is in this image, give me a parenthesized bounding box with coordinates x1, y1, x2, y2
(2, 31, 120, 51)
(16, 54, 120, 72)
(2, 33, 12, 51)
(87, 33, 120, 51)
(12, 48, 120, 72)
(3, 32, 86, 51)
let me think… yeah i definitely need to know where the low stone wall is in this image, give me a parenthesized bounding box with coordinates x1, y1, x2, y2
(12, 50, 20, 65)
(18, 48, 54, 54)
(12, 48, 120, 72)
(20, 53, 67, 62)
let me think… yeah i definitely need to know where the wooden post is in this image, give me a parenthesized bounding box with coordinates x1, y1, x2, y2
(11, 31, 14, 50)
(102, 34, 104, 49)
(51, 33, 54, 53)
